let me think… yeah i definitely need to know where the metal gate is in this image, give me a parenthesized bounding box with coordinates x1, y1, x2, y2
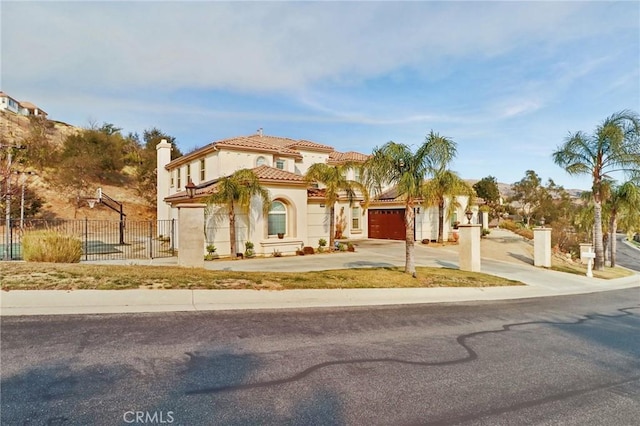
(1, 219, 176, 261)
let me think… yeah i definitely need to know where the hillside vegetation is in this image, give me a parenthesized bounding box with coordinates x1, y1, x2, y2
(0, 111, 181, 220)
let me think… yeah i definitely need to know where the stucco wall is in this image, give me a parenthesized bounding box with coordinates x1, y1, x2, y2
(307, 203, 330, 247)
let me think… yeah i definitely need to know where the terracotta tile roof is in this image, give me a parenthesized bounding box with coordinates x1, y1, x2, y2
(328, 151, 371, 164)
(286, 139, 335, 152)
(215, 136, 302, 158)
(246, 134, 299, 147)
(167, 132, 350, 169)
(165, 134, 306, 169)
(164, 178, 220, 202)
(164, 166, 306, 203)
(251, 165, 306, 182)
(244, 135, 334, 154)
(307, 187, 327, 199)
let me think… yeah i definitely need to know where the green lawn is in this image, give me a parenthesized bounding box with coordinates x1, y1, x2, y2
(0, 262, 522, 290)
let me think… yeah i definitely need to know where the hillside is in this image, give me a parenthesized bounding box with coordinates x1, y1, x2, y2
(1, 111, 154, 221)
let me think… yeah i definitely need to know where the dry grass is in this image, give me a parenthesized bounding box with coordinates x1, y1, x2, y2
(0, 262, 522, 291)
(550, 263, 634, 279)
(551, 254, 635, 279)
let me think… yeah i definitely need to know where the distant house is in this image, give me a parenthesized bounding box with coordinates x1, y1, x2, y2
(157, 130, 477, 256)
(0, 91, 48, 118)
(18, 101, 47, 118)
(0, 92, 21, 114)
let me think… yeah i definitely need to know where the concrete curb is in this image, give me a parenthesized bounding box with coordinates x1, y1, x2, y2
(2, 275, 638, 316)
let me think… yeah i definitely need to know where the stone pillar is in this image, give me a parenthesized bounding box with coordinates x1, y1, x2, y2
(533, 227, 552, 268)
(481, 211, 489, 230)
(178, 203, 206, 268)
(156, 139, 172, 223)
(459, 224, 481, 272)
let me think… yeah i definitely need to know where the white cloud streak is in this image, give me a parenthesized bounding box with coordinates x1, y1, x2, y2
(3, 1, 637, 93)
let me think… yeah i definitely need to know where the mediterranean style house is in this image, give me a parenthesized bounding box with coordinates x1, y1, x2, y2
(156, 130, 477, 256)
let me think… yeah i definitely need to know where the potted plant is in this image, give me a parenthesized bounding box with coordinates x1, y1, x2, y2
(244, 241, 255, 258)
(205, 244, 218, 260)
(277, 233, 285, 239)
(318, 238, 327, 253)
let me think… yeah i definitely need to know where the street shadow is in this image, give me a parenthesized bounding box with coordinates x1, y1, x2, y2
(436, 259, 459, 269)
(508, 252, 534, 265)
(343, 260, 395, 269)
(1, 345, 345, 425)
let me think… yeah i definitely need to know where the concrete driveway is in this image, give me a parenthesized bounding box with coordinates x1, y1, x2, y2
(204, 229, 532, 273)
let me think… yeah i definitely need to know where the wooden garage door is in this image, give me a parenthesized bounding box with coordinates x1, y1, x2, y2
(368, 209, 406, 240)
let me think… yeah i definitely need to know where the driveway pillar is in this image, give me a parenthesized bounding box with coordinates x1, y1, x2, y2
(534, 227, 552, 268)
(178, 203, 206, 268)
(459, 224, 481, 272)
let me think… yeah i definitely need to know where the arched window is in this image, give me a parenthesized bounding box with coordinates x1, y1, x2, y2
(268, 201, 287, 236)
(256, 156, 267, 167)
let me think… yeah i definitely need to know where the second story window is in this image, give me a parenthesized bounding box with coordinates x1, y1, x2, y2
(170, 171, 174, 188)
(256, 156, 267, 167)
(186, 164, 191, 182)
(200, 159, 205, 181)
(275, 159, 285, 170)
(177, 168, 182, 189)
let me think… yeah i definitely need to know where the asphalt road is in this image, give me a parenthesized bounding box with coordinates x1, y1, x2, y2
(2, 289, 639, 425)
(616, 234, 640, 272)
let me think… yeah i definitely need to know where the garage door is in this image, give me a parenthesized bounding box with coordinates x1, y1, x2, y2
(368, 209, 406, 240)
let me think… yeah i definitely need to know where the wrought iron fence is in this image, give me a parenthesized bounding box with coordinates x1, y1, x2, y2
(1, 219, 176, 261)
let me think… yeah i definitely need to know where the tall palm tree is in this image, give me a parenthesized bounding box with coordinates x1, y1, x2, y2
(552, 110, 640, 270)
(423, 170, 475, 243)
(363, 131, 458, 276)
(305, 162, 369, 249)
(206, 169, 271, 259)
(605, 181, 640, 267)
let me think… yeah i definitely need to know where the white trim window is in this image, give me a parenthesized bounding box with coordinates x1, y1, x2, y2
(176, 168, 182, 189)
(275, 159, 285, 170)
(200, 158, 206, 181)
(268, 201, 287, 236)
(256, 156, 267, 167)
(351, 206, 361, 230)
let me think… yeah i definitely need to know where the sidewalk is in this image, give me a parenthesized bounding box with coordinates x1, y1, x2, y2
(2, 232, 638, 316)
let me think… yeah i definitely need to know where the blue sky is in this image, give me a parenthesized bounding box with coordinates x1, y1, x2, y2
(2, 1, 639, 190)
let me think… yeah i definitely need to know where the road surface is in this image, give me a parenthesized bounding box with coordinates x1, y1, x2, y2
(615, 234, 640, 272)
(1, 289, 639, 425)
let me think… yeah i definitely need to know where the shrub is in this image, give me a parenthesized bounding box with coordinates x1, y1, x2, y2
(482, 229, 491, 237)
(206, 244, 217, 254)
(22, 231, 82, 263)
(337, 243, 347, 252)
(515, 228, 534, 240)
(318, 238, 327, 247)
(244, 241, 255, 258)
(500, 220, 520, 232)
(347, 242, 355, 252)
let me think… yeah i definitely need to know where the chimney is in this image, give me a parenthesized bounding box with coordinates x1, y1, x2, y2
(257, 128, 263, 137)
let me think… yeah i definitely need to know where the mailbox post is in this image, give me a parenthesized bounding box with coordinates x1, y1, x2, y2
(583, 250, 596, 278)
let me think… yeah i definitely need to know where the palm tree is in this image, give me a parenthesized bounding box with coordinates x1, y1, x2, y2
(552, 110, 640, 270)
(305, 162, 369, 249)
(605, 181, 640, 267)
(206, 169, 271, 259)
(363, 131, 458, 276)
(423, 170, 475, 243)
